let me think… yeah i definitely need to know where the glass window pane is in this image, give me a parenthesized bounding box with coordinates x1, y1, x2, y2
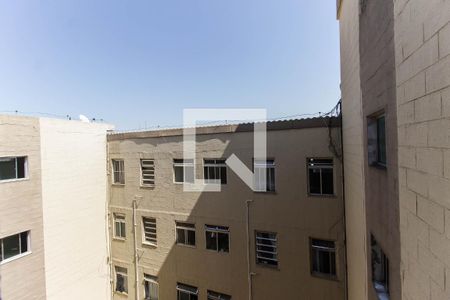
(3, 234, 20, 259)
(206, 231, 217, 250)
(218, 233, 229, 252)
(0, 158, 16, 180)
(16, 157, 26, 178)
(174, 166, 184, 182)
(120, 223, 126, 238)
(309, 168, 321, 194)
(220, 167, 227, 184)
(177, 228, 186, 244)
(20, 232, 28, 253)
(377, 116, 386, 164)
(178, 291, 190, 300)
(267, 168, 275, 191)
(321, 168, 334, 195)
(187, 230, 196, 246)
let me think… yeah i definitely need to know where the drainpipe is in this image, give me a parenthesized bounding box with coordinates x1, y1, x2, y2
(246, 199, 255, 300)
(133, 200, 139, 300)
(339, 100, 349, 300)
(106, 142, 114, 300)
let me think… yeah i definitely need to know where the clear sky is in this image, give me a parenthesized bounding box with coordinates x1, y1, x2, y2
(0, 0, 340, 130)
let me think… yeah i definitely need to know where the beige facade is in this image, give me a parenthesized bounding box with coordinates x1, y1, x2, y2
(108, 118, 346, 300)
(0, 114, 112, 300)
(0, 115, 47, 300)
(337, 0, 369, 299)
(394, 1, 450, 299)
(338, 0, 450, 300)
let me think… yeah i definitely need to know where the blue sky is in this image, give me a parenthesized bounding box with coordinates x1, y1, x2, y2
(0, 0, 340, 130)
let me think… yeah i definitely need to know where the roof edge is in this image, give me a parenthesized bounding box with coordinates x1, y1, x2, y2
(107, 117, 340, 141)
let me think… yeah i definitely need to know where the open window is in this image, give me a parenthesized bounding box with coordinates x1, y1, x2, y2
(371, 235, 389, 299)
(205, 225, 229, 253)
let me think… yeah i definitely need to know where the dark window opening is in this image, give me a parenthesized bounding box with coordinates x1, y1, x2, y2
(205, 225, 229, 253)
(0, 156, 27, 181)
(368, 114, 387, 166)
(311, 238, 337, 278)
(371, 235, 389, 298)
(307, 158, 334, 195)
(204, 159, 227, 184)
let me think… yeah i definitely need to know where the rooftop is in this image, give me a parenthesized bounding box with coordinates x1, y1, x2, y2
(107, 116, 340, 141)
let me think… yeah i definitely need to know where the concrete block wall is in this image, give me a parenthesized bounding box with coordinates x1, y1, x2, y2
(394, 1, 450, 299)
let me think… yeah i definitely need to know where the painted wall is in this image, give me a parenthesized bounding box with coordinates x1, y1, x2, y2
(0, 115, 47, 300)
(337, 0, 369, 299)
(108, 124, 346, 300)
(39, 118, 112, 300)
(359, 0, 401, 299)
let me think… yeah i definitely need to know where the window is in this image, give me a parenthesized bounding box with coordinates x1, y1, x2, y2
(205, 225, 229, 253)
(0, 231, 30, 262)
(254, 159, 275, 192)
(207, 290, 231, 300)
(368, 114, 386, 166)
(371, 235, 389, 298)
(176, 222, 196, 246)
(311, 238, 336, 278)
(112, 159, 125, 184)
(177, 283, 198, 300)
(0, 156, 27, 181)
(255, 231, 278, 267)
(204, 159, 227, 184)
(113, 214, 126, 239)
(144, 274, 159, 300)
(141, 159, 155, 186)
(115, 266, 128, 294)
(174, 159, 194, 183)
(307, 158, 334, 195)
(142, 217, 157, 246)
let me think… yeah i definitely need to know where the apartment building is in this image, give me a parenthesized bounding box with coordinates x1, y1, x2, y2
(107, 117, 346, 300)
(0, 114, 112, 300)
(337, 0, 450, 299)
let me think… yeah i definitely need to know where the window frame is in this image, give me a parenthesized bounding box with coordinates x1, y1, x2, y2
(255, 230, 278, 268)
(142, 217, 157, 247)
(207, 290, 232, 300)
(0, 156, 28, 183)
(140, 159, 155, 187)
(113, 213, 126, 240)
(177, 283, 198, 300)
(143, 273, 159, 300)
(111, 159, 125, 185)
(205, 224, 230, 253)
(175, 222, 196, 247)
(0, 231, 31, 265)
(367, 112, 387, 168)
(173, 159, 195, 184)
(253, 159, 276, 192)
(203, 159, 227, 185)
(310, 238, 337, 280)
(114, 266, 128, 294)
(307, 158, 335, 196)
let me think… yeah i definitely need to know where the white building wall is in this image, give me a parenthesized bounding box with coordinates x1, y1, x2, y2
(39, 118, 112, 300)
